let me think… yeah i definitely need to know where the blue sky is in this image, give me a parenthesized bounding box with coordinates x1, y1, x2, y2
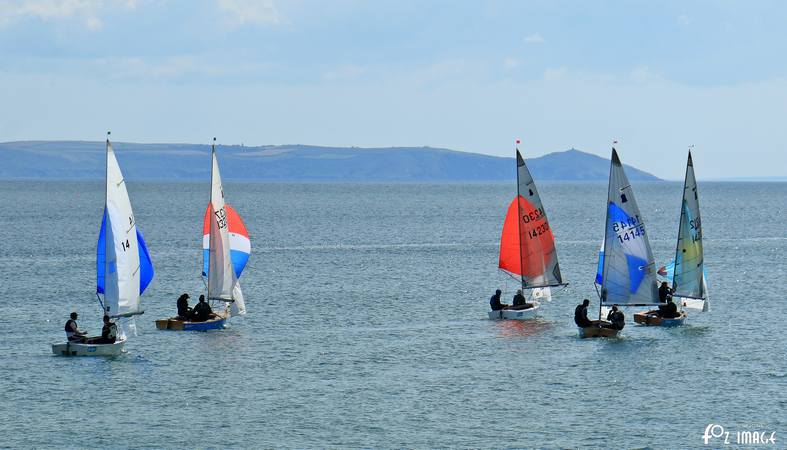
(1, 0, 786, 179)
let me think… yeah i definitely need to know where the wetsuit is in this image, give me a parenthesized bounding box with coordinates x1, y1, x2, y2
(490, 293, 504, 311)
(662, 301, 679, 319)
(659, 284, 672, 303)
(607, 310, 625, 330)
(177, 296, 192, 319)
(574, 304, 592, 328)
(193, 301, 212, 322)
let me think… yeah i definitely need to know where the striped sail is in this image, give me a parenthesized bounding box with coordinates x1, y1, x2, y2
(498, 150, 563, 288)
(600, 149, 659, 306)
(203, 203, 250, 316)
(672, 151, 705, 300)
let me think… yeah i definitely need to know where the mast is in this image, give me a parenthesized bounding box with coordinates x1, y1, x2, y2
(599, 142, 617, 320)
(102, 131, 110, 315)
(672, 146, 692, 302)
(207, 137, 216, 301)
(515, 140, 525, 292)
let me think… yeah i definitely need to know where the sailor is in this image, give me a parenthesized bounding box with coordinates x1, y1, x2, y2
(101, 315, 118, 343)
(87, 315, 118, 344)
(192, 295, 213, 322)
(489, 289, 508, 311)
(658, 297, 680, 319)
(512, 289, 531, 309)
(574, 299, 592, 328)
(176, 293, 192, 319)
(658, 281, 673, 303)
(64, 312, 87, 342)
(606, 305, 625, 330)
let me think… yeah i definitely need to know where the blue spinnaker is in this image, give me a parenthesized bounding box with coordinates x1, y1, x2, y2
(138, 228, 154, 295)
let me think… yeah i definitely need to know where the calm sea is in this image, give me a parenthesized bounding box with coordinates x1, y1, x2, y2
(0, 180, 784, 448)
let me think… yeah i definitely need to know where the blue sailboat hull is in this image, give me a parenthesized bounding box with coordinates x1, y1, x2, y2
(155, 316, 227, 331)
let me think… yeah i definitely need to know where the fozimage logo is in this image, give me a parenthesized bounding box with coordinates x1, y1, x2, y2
(703, 424, 777, 445)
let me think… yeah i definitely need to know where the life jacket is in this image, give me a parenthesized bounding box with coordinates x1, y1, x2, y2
(611, 311, 625, 329)
(65, 319, 79, 340)
(574, 305, 589, 326)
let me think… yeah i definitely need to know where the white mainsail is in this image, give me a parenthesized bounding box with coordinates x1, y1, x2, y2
(207, 146, 240, 303)
(600, 148, 659, 307)
(103, 140, 141, 318)
(672, 151, 707, 304)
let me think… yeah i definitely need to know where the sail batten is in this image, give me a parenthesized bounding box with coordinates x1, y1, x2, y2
(600, 148, 659, 306)
(498, 149, 563, 289)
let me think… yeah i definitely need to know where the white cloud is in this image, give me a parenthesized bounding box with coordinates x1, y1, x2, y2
(524, 33, 545, 44)
(0, 0, 136, 29)
(217, 0, 280, 27)
(677, 14, 691, 26)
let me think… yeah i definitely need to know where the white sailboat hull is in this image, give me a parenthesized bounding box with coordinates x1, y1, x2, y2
(52, 338, 126, 356)
(677, 296, 709, 312)
(488, 301, 540, 320)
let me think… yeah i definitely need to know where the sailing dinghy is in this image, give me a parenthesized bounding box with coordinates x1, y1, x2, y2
(53, 135, 155, 356)
(156, 139, 250, 331)
(491, 144, 565, 320)
(635, 150, 704, 325)
(581, 147, 660, 337)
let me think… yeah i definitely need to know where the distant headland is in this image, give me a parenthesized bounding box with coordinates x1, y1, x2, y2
(0, 141, 661, 182)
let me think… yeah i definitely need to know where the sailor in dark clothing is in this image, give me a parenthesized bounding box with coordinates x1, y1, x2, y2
(192, 295, 213, 322)
(658, 298, 680, 318)
(658, 282, 673, 303)
(176, 293, 192, 319)
(574, 299, 592, 328)
(100, 315, 118, 343)
(605, 305, 625, 330)
(64, 312, 87, 342)
(512, 289, 532, 310)
(489, 289, 509, 311)
(86, 315, 118, 344)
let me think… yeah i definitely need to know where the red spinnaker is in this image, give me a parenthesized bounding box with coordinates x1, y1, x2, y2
(498, 195, 556, 281)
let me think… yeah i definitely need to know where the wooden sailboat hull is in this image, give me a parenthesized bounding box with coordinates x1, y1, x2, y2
(488, 301, 540, 320)
(633, 310, 687, 326)
(52, 339, 126, 356)
(155, 315, 227, 331)
(577, 321, 620, 338)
